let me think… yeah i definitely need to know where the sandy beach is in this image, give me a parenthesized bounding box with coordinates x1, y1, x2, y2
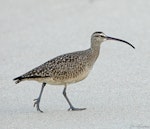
(0, 0, 150, 129)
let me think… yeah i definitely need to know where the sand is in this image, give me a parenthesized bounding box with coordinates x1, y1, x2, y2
(0, 0, 150, 129)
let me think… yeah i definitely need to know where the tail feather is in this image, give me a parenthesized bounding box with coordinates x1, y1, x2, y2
(13, 76, 23, 84)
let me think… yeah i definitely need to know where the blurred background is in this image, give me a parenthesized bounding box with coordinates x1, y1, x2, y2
(0, 0, 150, 129)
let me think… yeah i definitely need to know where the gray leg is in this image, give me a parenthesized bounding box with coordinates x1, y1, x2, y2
(33, 82, 46, 113)
(63, 84, 86, 111)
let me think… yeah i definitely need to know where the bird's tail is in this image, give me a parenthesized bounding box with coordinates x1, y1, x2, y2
(13, 76, 23, 84)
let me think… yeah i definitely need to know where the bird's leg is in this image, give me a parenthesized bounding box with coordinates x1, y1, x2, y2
(33, 82, 46, 113)
(63, 84, 86, 111)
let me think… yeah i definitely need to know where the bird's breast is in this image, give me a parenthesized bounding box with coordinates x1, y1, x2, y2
(38, 66, 92, 85)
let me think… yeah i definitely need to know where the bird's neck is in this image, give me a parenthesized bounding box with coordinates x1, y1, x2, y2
(90, 41, 101, 63)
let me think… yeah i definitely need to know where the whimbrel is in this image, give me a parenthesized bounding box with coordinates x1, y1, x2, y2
(13, 32, 135, 112)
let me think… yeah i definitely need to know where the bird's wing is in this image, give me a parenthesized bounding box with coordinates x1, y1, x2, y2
(13, 50, 87, 83)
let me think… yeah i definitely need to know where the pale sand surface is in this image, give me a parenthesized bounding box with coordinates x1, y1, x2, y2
(0, 0, 150, 129)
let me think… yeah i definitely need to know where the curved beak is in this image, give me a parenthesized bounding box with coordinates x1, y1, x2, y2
(106, 36, 135, 49)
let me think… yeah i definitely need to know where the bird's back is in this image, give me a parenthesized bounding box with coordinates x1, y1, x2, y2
(14, 49, 95, 85)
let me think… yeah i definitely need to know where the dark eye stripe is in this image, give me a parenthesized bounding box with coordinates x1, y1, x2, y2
(94, 35, 100, 37)
(100, 35, 105, 37)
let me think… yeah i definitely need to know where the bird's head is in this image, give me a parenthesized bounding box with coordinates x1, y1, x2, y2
(91, 32, 135, 49)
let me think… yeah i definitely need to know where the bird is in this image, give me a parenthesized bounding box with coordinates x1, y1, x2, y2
(13, 32, 135, 113)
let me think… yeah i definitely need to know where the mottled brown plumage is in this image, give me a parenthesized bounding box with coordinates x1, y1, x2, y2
(14, 49, 97, 85)
(13, 32, 135, 112)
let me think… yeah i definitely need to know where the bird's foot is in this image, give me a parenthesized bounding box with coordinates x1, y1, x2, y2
(33, 98, 43, 113)
(68, 106, 86, 111)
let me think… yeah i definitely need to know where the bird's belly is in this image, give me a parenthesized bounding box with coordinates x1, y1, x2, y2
(66, 70, 90, 84)
(36, 69, 91, 85)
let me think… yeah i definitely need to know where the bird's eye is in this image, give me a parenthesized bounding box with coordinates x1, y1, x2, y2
(100, 35, 105, 38)
(94, 35, 100, 37)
